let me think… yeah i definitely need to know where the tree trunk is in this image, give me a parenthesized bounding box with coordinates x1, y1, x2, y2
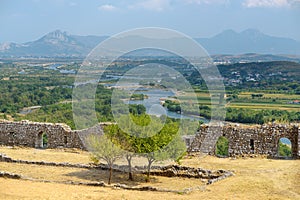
(128, 170, 133, 181)
(146, 165, 150, 182)
(108, 166, 112, 185)
(146, 159, 153, 183)
(126, 154, 133, 181)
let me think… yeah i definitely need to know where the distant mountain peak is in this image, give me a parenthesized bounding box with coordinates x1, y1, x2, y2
(0, 42, 14, 51)
(46, 29, 68, 37)
(196, 28, 300, 55)
(240, 28, 265, 38)
(222, 29, 237, 34)
(213, 29, 237, 38)
(0, 30, 109, 57)
(215, 29, 264, 38)
(241, 28, 262, 34)
(38, 29, 71, 44)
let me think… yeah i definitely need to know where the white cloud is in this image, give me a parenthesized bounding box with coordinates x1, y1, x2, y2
(242, 0, 300, 8)
(129, 0, 171, 11)
(98, 4, 117, 11)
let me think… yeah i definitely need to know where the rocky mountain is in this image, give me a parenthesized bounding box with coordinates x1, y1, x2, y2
(0, 30, 107, 57)
(196, 29, 300, 55)
(1, 29, 300, 57)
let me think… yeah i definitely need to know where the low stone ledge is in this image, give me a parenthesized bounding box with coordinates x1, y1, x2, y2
(0, 171, 197, 194)
(0, 154, 234, 185)
(207, 171, 234, 185)
(113, 183, 205, 194)
(0, 168, 230, 194)
(148, 165, 232, 181)
(0, 171, 22, 179)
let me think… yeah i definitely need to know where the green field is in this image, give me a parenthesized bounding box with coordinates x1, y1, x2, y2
(182, 91, 300, 111)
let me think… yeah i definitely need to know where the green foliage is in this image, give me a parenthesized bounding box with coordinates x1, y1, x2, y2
(163, 100, 181, 113)
(42, 133, 48, 147)
(226, 108, 300, 124)
(251, 94, 264, 99)
(0, 73, 73, 114)
(217, 61, 300, 93)
(130, 93, 146, 100)
(278, 141, 292, 157)
(1, 61, 300, 130)
(90, 154, 100, 165)
(104, 115, 187, 182)
(215, 136, 229, 156)
(178, 119, 201, 135)
(163, 100, 210, 119)
(86, 134, 124, 162)
(86, 134, 124, 184)
(124, 115, 180, 154)
(165, 94, 298, 124)
(164, 99, 299, 125)
(129, 104, 146, 115)
(17, 103, 76, 129)
(7, 74, 147, 129)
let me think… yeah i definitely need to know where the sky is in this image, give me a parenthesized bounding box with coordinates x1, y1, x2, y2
(0, 0, 300, 43)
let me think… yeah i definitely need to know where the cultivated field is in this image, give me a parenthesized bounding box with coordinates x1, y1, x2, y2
(180, 91, 300, 111)
(0, 146, 299, 200)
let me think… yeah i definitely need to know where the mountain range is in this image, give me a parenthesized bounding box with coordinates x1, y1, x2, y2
(195, 29, 300, 55)
(1, 29, 300, 57)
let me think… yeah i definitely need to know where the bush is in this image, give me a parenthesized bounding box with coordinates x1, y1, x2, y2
(278, 141, 291, 157)
(215, 136, 229, 156)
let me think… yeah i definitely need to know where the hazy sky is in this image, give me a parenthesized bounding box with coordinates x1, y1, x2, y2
(1, 0, 300, 43)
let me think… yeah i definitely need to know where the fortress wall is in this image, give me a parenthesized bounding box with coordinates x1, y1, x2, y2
(0, 121, 83, 149)
(0, 120, 299, 158)
(188, 124, 299, 158)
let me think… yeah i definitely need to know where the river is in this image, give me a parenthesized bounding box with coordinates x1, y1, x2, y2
(126, 88, 209, 123)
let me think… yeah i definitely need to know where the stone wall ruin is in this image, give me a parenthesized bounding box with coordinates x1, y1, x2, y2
(188, 123, 300, 159)
(0, 120, 105, 149)
(0, 120, 299, 159)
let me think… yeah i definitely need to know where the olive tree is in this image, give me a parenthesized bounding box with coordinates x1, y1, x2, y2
(86, 134, 124, 185)
(107, 114, 187, 182)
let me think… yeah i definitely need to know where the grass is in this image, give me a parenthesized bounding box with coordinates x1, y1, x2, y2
(181, 91, 300, 111)
(0, 146, 172, 166)
(228, 102, 300, 111)
(0, 162, 205, 190)
(0, 146, 91, 164)
(238, 92, 300, 100)
(232, 92, 300, 111)
(0, 146, 300, 200)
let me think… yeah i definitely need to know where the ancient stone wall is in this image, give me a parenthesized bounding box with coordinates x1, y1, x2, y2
(0, 120, 82, 149)
(0, 120, 299, 159)
(188, 123, 300, 159)
(0, 120, 107, 149)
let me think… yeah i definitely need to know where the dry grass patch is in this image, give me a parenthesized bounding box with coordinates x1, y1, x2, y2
(0, 146, 173, 167)
(0, 146, 90, 164)
(0, 147, 299, 200)
(0, 162, 205, 191)
(182, 155, 300, 199)
(0, 178, 208, 200)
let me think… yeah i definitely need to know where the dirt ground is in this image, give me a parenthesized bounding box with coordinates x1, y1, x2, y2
(0, 146, 299, 200)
